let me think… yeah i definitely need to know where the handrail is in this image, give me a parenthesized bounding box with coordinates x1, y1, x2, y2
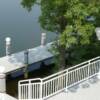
(18, 56, 100, 100)
(43, 56, 100, 81)
(18, 56, 100, 83)
(68, 56, 100, 70)
(19, 78, 42, 83)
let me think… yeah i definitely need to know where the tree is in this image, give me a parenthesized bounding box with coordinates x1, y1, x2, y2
(21, 0, 36, 12)
(21, 0, 100, 70)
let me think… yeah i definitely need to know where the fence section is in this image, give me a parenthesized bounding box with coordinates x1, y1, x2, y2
(18, 56, 100, 100)
(18, 78, 42, 99)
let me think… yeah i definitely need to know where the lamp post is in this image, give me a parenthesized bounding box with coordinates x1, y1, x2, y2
(5, 37, 11, 56)
(95, 27, 100, 79)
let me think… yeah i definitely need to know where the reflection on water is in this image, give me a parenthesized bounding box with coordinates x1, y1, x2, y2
(0, 0, 56, 57)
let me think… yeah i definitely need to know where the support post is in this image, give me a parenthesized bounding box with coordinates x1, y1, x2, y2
(97, 66, 100, 79)
(24, 49, 29, 79)
(5, 37, 11, 56)
(65, 69, 68, 92)
(0, 66, 6, 93)
(28, 80, 31, 99)
(40, 80, 43, 100)
(88, 61, 90, 78)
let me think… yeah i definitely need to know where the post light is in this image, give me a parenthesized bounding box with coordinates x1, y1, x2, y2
(41, 33, 46, 46)
(5, 37, 11, 56)
(95, 27, 100, 79)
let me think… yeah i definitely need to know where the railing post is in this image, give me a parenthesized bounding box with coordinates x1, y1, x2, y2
(40, 80, 43, 100)
(65, 69, 68, 92)
(28, 80, 31, 99)
(18, 82, 21, 100)
(97, 59, 100, 79)
(98, 71, 100, 79)
(88, 61, 90, 78)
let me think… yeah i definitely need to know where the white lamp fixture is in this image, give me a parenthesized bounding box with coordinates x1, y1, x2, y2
(5, 37, 11, 45)
(95, 27, 100, 79)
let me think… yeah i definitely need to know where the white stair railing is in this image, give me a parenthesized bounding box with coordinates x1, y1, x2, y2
(18, 56, 100, 100)
(18, 78, 43, 100)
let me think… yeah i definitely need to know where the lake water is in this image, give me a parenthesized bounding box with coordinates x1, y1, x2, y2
(0, 0, 57, 57)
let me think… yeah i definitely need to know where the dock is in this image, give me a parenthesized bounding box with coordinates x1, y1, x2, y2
(0, 42, 54, 76)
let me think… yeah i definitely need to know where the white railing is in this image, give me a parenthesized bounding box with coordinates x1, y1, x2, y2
(18, 56, 100, 100)
(18, 78, 43, 100)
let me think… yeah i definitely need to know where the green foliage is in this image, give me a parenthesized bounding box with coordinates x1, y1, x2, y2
(39, 0, 100, 48)
(21, 0, 100, 69)
(21, 0, 36, 12)
(59, 26, 77, 48)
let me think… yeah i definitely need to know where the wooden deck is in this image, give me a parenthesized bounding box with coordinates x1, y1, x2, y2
(0, 42, 53, 75)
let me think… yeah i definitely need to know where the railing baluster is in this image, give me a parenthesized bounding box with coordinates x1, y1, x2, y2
(66, 70, 68, 90)
(28, 81, 31, 99)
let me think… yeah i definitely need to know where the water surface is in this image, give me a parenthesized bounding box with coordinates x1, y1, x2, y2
(0, 0, 56, 57)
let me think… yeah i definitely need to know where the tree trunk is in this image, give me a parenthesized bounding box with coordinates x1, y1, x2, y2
(58, 45, 66, 70)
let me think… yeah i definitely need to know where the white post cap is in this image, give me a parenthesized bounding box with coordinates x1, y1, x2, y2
(5, 37, 11, 45)
(42, 33, 46, 36)
(95, 27, 100, 40)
